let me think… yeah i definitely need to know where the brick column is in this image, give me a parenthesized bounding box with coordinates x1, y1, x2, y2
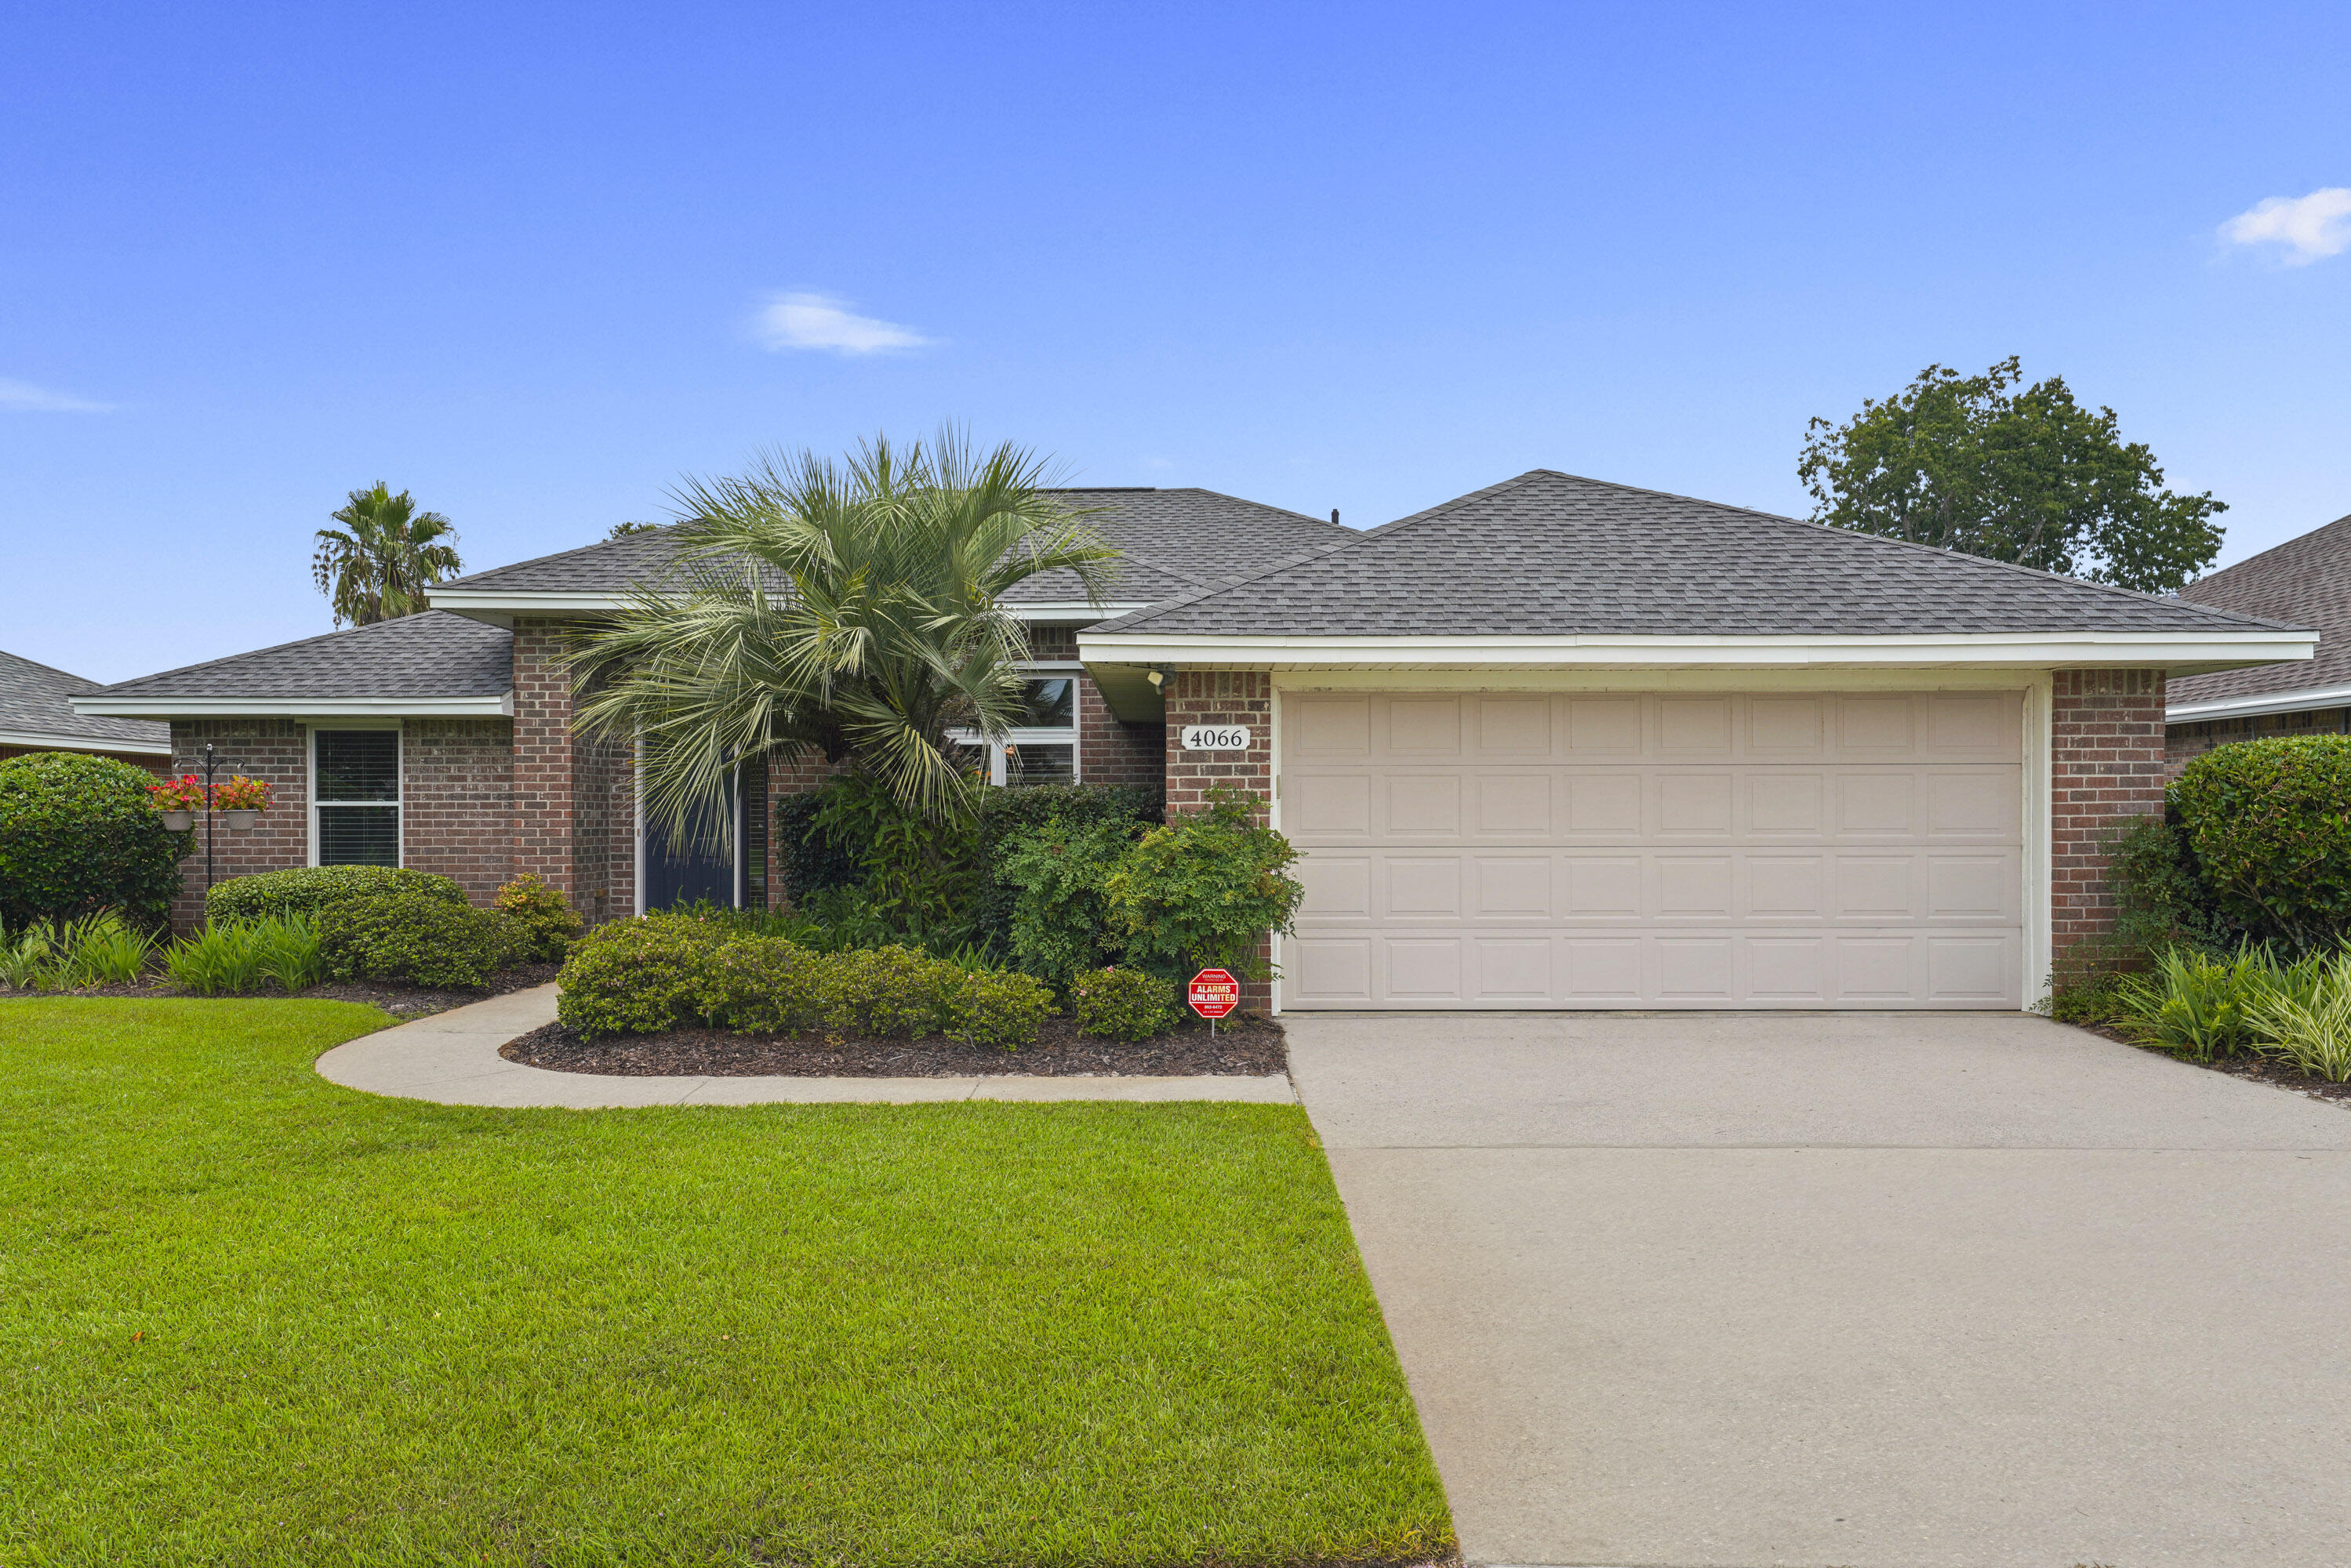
(510, 617, 579, 903)
(1163, 670, 1277, 1009)
(2051, 668, 2167, 969)
(165, 719, 309, 931)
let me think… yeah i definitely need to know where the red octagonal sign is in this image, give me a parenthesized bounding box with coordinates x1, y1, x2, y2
(1187, 968, 1241, 1020)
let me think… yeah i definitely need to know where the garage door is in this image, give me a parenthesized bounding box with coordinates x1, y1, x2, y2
(1279, 691, 2025, 1009)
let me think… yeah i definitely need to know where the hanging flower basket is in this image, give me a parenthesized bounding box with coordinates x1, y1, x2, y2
(148, 775, 205, 833)
(213, 776, 272, 822)
(222, 810, 261, 830)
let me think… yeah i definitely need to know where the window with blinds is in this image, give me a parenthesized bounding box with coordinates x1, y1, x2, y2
(313, 729, 400, 866)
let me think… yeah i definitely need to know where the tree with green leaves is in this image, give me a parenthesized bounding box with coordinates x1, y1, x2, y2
(569, 431, 1119, 848)
(1797, 356, 2225, 593)
(311, 484, 464, 626)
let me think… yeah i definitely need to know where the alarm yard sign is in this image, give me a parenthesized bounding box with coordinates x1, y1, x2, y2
(1179, 723, 1252, 751)
(1187, 968, 1241, 1021)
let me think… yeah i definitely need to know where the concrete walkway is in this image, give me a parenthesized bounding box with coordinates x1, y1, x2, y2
(1287, 1011, 2351, 1568)
(316, 984, 1294, 1107)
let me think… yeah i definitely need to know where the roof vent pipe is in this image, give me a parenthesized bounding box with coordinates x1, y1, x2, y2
(1330, 509, 1339, 525)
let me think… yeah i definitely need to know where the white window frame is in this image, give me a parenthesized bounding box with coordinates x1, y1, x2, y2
(950, 662, 1083, 786)
(307, 721, 403, 869)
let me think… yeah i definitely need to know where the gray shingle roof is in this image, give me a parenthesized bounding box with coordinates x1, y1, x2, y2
(1091, 470, 2298, 638)
(92, 612, 512, 701)
(0, 650, 171, 750)
(429, 488, 1354, 608)
(2167, 512, 2351, 708)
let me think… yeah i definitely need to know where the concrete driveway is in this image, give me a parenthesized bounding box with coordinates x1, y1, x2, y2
(1286, 1011, 2351, 1568)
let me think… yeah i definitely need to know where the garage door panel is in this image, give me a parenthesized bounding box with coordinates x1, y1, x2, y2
(1281, 691, 2025, 1009)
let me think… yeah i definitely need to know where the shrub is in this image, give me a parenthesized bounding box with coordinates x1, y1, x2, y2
(972, 783, 1160, 949)
(702, 935, 822, 1034)
(774, 788, 862, 905)
(556, 913, 730, 1038)
(817, 945, 943, 1036)
(0, 753, 186, 931)
(1103, 789, 1306, 984)
(2170, 737, 2351, 953)
(2245, 947, 2351, 1083)
(318, 892, 527, 989)
(0, 912, 157, 992)
(996, 815, 1149, 991)
(208, 865, 466, 924)
(163, 916, 324, 996)
(493, 872, 583, 960)
(2110, 946, 2268, 1062)
(941, 967, 1054, 1049)
(1070, 966, 1179, 1041)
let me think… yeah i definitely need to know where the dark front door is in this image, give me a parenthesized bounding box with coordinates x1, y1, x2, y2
(642, 773, 739, 911)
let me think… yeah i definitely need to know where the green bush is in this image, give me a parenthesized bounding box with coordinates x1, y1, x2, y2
(996, 815, 1149, 992)
(318, 892, 527, 989)
(492, 872, 583, 960)
(2105, 815, 2233, 953)
(773, 788, 861, 905)
(556, 914, 730, 1037)
(941, 967, 1054, 1049)
(2170, 737, 2351, 953)
(2246, 952, 2351, 1083)
(2111, 946, 2269, 1062)
(972, 783, 1159, 950)
(207, 865, 467, 924)
(163, 916, 325, 996)
(0, 753, 186, 931)
(0, 912, 157, 992)
(1104, 789, 1305, 984)
(702, 935, 822, 1034)
(818, 945, 943, 1037)
(1070, 966, 1179, 1041)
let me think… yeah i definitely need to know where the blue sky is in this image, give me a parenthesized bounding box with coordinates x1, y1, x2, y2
(4, 1, 2346, 681)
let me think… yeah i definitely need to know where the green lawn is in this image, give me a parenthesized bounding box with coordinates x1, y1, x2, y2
(0, 999, 1450, 1567)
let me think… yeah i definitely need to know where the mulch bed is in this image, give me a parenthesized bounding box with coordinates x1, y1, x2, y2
(15, 963, 563, 1020)
(2075, 1021, 2351, 1106)
(503, 1011, 1288, 1079)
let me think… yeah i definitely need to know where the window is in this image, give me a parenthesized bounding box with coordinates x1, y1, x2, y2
(313, 729, 400, 866)
(950, 668, 1080, 786)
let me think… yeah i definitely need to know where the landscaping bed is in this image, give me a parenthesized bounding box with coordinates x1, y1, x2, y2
(504, 1009, 1287, 1077)
(2071, 1019, 2351, 1107)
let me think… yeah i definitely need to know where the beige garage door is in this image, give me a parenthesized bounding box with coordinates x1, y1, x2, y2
(1280, 691, 2025, 1009)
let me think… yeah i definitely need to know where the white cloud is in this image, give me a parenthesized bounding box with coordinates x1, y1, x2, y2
(754, 292, 933, 354)
(0, 378, 111, 412)
(2221, 187, 2351, 264)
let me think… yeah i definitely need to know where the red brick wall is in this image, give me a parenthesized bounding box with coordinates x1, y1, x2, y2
(511, 618, 580, 902)
(1162, 670, 1276, 1008)
(165, 720, 310, 930)
(1078, 675, 1162, 787)
(2167, 706, 2349, 778)
(400, 719, 513, 905)
(2051, 669, 2168, 967)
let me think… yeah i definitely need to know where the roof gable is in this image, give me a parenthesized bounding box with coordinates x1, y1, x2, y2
(0, 649, 171, 751)
(1092, 470, 2295, 639)
(2168, 511, 2351, 708)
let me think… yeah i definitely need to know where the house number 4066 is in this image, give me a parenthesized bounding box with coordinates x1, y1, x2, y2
(1179, 724, 1252, 752)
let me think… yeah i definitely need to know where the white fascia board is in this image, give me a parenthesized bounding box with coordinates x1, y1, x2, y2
(1005, 601, 1152, 624)
(1076, 630, 2317, 671)
(0, 728, 173, 755)
(2166, 682, 2351, 724)
(71, 694, 515, 720)
(427, 590, 622, 619)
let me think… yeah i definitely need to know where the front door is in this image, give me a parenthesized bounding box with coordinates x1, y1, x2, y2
(641, 772, 741, 912)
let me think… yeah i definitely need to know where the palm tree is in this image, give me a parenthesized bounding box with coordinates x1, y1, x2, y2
(569, 431, 1119, 845)
(311, 484, 464, 626)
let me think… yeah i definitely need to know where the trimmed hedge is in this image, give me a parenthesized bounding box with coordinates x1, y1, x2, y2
(492, 872, 583, 960)
(556, 916, 1052, 1048)
(208, 866, 466, 924)
(318, 891, 529, 989)
(0, 753, 185, 930)
(2169, 735, 2351, 953)
(1070, 966, 1179, 1041)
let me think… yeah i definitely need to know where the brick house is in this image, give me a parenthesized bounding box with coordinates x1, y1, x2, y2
(0, 648, 170, 771)
(2164, 509, 2351, 775)
(76, 470, 2309, 1008)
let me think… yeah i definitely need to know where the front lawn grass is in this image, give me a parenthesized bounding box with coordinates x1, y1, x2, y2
(0, 999, 1449, 1567)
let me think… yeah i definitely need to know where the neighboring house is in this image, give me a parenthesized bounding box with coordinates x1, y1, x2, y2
(0, 648, 171, 770)
(74, 469, 2311, 1008)
(2164, 510, 2351, 773)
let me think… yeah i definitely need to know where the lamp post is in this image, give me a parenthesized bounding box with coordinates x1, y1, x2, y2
(201, 742, 220, 899)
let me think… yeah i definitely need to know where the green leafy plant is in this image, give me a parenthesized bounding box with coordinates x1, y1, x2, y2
(773, 789, 861, 905)
(700, 935, 823, 1034)
(0, 753, 186, 931)
(996, 815, 1149, 992)
(818, 946, 943, 1037)
(163, 916, 323, 996)
(312, 481, 463, 626)
(1103, 790, 1306, 984)
(50, 913, 155, 988)
(2168, 737, 2351, 954)
(210, 775, 271, 811)
(557, 914, 731, 1038)
(492, 873, 583, 960)
(317, 893, 527, 989)
(147, 774, 207, 812)
(812, 771, 979, 931)
(1070, 966, 1180, 1041)
(2110, 946, 2267, 1062)
(2245, 952, 2351, 1083)
(972, 782, 1160, 949)
(207, 866, 467, 924)
(940, 967, 1053, 1049)
(0, 921, 59, 992)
